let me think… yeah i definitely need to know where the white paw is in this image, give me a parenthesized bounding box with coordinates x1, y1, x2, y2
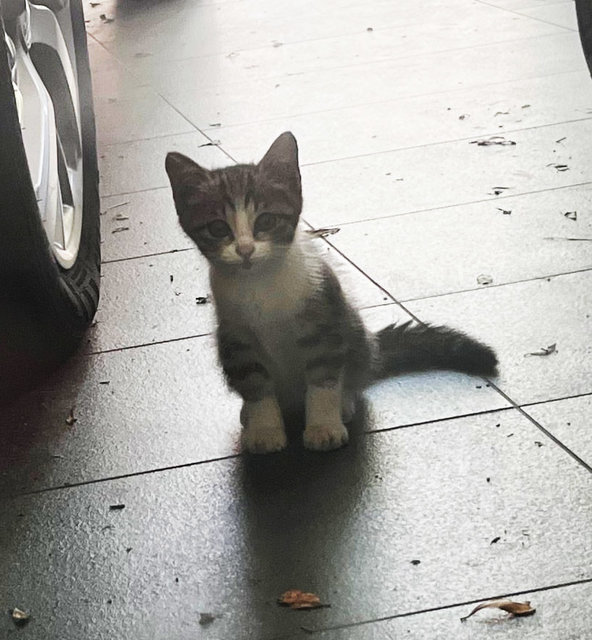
(303, 423, 349, 451)
(242, 424, 287, 454)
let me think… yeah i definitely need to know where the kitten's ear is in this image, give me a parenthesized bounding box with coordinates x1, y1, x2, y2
(258, 132, 300, 183)
(165, 152, 210, 193)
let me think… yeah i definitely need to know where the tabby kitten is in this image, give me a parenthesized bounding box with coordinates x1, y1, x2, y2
(165, 132, 497, 454)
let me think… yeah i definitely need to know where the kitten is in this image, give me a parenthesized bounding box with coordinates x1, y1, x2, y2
(165, 132, 497, 454)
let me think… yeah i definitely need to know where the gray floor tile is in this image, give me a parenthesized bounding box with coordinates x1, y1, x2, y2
(93, 237, 392, 352)
(126, 7, 566, 94)
(205, 69, 592, 165)
(0, 336, 239, 495)
(520, 1, 579, 30)
(325, 184, 592, 301)
(525, 395, 592, 466)
(404, 270, 592, 406)
(313, 581, 592, 638)
(100, 189, 193, 262)
(163, 32, 583, 129)
(301, 119, 592, 227)
(95, 93, 195, 146)
(1, 411, 590, 638)
(92, 251, 215, 353)
(98, 133, 231, 197)
(88, 0, 482, 60)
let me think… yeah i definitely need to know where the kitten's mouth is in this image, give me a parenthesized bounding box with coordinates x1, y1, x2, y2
(241, 259, 253, 270)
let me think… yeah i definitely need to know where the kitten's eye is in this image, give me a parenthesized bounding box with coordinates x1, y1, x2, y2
(255, 213, 277, 234)
(207, 220, 231, 238)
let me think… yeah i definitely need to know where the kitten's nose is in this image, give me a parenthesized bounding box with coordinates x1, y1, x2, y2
(236, 240, 255, 259)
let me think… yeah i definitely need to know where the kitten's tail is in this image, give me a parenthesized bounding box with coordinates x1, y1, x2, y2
(374, 321, 498, 379)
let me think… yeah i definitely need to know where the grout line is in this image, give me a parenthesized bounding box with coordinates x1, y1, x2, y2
(326, 180, 592, 229)
(396, 266, 592, 305)
(87, 331, 212, 356)
(100, 184, 170, 199)
(475, 0, 578, 32)
(485, 381, 592, 473)
(11, 453, 240, 499)
(295, 577, 592, 636)
(519, 389, 592, 409)
(101, 247, 194, 265)
(301, 116, 592, 167)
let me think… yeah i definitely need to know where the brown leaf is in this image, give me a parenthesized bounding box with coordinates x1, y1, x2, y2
(65, 407, 77, 426)
(470, 136, 516, 147)
(11, 608, 30, 627)
(277, 589, 329, 610)
(460, 599, 536, 622)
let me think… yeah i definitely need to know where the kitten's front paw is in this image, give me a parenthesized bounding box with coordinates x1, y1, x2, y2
(242, 424, 287, 454)
(303, 423, 349, 451)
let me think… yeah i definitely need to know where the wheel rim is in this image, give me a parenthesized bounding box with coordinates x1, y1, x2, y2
(10, 0, 84, 270)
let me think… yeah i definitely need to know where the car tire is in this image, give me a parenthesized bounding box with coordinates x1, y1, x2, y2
(0, 0, 100, 396)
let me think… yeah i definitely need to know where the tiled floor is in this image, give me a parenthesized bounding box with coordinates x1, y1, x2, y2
(1, 0, 592, 637)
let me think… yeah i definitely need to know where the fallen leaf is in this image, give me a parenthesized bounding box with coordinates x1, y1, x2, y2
(112, 226, 130, 234)
(470, 136, 516, 146)
(208, 122, 222, 127)
(306, 227, 341, 238)
(525, 343, 557, 357)
(521, 104, 531, 109)
(410, 559, 421, 565)
(65, 407, 77, 426)
(113, 213, 129, 221)
(199, 613, 216, 625)
(496, 207, 512, 215)
(477, 274, 493, 285)
(10, 608, 30, 628)
(198, 140, 220, 147)
(99, 13, 114, 22)
(109, 504, 125, 511)
(547, 163, 569, 172)
(195, 296, 210, 305)
(490, 186, 510, 195)
(494, 111, 509, 116)
(90, 1, 101, 6)
(490, 536, 501, 544)
(460, 599, 536, 622)
(563, 211, 577, 221)
(277, 590, 329, 610)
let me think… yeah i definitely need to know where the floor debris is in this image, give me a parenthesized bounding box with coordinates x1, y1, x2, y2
(10, 608, 30, 628)
(460, 599, 536, 622)
(65, 407, 77, 426)
(477, 274, 493, 285)
(277, 590, 329, 610)
(470, 136, 516, 146)
(525, 343, 557, 357)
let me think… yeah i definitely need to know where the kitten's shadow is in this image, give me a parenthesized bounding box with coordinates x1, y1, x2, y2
(237, 400, 372, 631)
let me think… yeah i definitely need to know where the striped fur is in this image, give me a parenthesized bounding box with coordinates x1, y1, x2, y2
(165, 132, 498, 453)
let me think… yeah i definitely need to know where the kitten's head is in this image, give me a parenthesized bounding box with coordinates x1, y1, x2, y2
(165, 132, 302, 272)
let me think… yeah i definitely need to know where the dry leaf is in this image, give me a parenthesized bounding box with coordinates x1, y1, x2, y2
(11, 608, 30, 627)
(496, 207, 512, 215)
(198, 140, 220, 147)
(199, 612, 216, 625)
(470, 136, 516, 146)
(112, 226, 129, 234)
(563, 211, 577, 221)
(277, 590, 329, 610)
(306, 227, 341, 238)
(490, 186, 510, 195)
(461, 599, 536, 622)
(195, 296, 210, 305)
(525, 343, 557, 357)
(477, 274, 493, 285)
